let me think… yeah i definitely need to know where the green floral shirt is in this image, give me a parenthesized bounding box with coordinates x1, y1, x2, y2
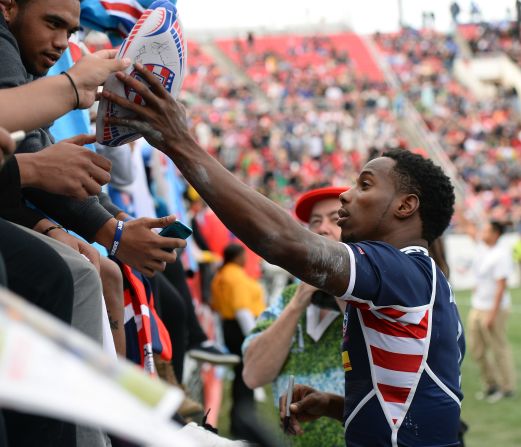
(242, 284, 345, 447)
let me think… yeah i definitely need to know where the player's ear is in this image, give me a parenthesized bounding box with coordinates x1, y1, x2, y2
(395, 194, 419, 219)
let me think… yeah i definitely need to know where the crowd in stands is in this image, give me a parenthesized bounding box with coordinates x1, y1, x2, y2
(182, 27, 521, 231)
(461, 20, 521, 63)
(182, 35, 403, 213)
(374, 27, 521, 228)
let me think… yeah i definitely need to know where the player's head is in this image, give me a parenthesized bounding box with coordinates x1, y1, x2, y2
(338, 149, 455, 245)
(295, 186, 347, 241)
(482, 220, 506, 246)
(2, 0, 80, 76)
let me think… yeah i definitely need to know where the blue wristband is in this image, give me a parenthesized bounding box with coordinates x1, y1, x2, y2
(110, 220, 124, 257)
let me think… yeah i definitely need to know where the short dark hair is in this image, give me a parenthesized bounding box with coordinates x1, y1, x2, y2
(15, 0, 31, 7)
(490, 220, 507, 236)
(382, 149, 455, 244)
(222, 243, 245, 265)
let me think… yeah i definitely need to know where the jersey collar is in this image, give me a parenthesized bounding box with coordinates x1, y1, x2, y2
(400, 246, 429, 255)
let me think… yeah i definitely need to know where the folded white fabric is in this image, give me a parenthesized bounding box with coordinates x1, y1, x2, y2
(179, 423, 249, 447)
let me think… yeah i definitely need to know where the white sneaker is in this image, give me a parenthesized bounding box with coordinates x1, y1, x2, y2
(475, 388, 498, 401)
(486, 390, 504, 403)
(179, 422, 248, 446)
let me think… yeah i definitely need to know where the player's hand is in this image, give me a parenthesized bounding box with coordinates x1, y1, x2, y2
(16, 134, 111, 199)
(68, 50, 131, 109)
(99, 215, 187, 277)
(101, 63, 193, 153)
(0, 127, 15, 167)
(279, 384, 330, 436)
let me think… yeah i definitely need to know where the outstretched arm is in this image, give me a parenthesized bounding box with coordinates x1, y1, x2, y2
(103, 65, 351, 296)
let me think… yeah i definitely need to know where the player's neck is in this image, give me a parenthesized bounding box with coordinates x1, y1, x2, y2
(383, 234, 428, 250)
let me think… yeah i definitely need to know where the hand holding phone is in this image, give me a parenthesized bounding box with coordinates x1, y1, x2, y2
(158, 220, 193, 239)
(158, 221, 192, 254)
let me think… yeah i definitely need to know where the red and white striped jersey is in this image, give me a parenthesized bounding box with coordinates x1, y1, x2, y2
(339, 242, 465, 447)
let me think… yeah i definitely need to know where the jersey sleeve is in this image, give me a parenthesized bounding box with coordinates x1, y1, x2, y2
(338, 242, 434, 310)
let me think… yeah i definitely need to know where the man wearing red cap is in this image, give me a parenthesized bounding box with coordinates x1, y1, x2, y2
(241, 186, 347, 447)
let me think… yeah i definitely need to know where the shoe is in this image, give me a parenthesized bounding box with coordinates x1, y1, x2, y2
(486, 390, 504, 403)
(188, 341, 240, 365)
(179, 422, 248, 446)
(503, 391, 515, 399)
(178, 394, 204, 418)
(475, 387, 498, 401)
(154, 354, 204, 418)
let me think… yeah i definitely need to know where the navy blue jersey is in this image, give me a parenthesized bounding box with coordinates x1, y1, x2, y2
(338, 242, 465, 447)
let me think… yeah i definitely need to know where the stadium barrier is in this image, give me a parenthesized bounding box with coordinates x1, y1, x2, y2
(445, 233, 520, 290)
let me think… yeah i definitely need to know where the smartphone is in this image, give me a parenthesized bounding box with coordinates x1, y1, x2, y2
(159, 220, 193, 240)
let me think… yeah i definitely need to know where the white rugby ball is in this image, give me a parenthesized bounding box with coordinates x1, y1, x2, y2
(96, 0, 186, 147)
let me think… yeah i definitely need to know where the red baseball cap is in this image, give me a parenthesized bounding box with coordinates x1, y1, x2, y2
(295, 186, 349, 223)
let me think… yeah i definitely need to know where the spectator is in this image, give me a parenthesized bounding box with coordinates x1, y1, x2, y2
(0, 126, 77, 447)
(242, 186, 347, 447)
(211, 243, 265, 439)
(470, 1, 482, 23)
(467, 220, 517, 402)
(450, 1, 461, 23)
(0, 0, 184, 279)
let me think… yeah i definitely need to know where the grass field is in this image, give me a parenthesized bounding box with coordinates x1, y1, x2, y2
(217, 288, 521, 446)
(457, 287, 521, 447)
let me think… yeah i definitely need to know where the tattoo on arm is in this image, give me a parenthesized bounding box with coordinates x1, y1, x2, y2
(107, 311, 119, 331)
(302, 238, 351, 297)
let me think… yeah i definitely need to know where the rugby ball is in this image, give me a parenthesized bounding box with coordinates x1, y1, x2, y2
(96, 0, 186, 147)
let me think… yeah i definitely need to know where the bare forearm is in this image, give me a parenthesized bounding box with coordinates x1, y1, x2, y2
(166, 139, 350, 295)
(167, 139, 303, 263)
(243, 302, 305, 388)
(0, 76, 76, 132)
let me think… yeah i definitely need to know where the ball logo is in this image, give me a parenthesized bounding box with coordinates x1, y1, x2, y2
(96, 0, 186, 147)
(124, 64, 175, 105)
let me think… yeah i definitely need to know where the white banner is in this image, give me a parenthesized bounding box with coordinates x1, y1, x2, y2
(0, 289, 198, 446)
